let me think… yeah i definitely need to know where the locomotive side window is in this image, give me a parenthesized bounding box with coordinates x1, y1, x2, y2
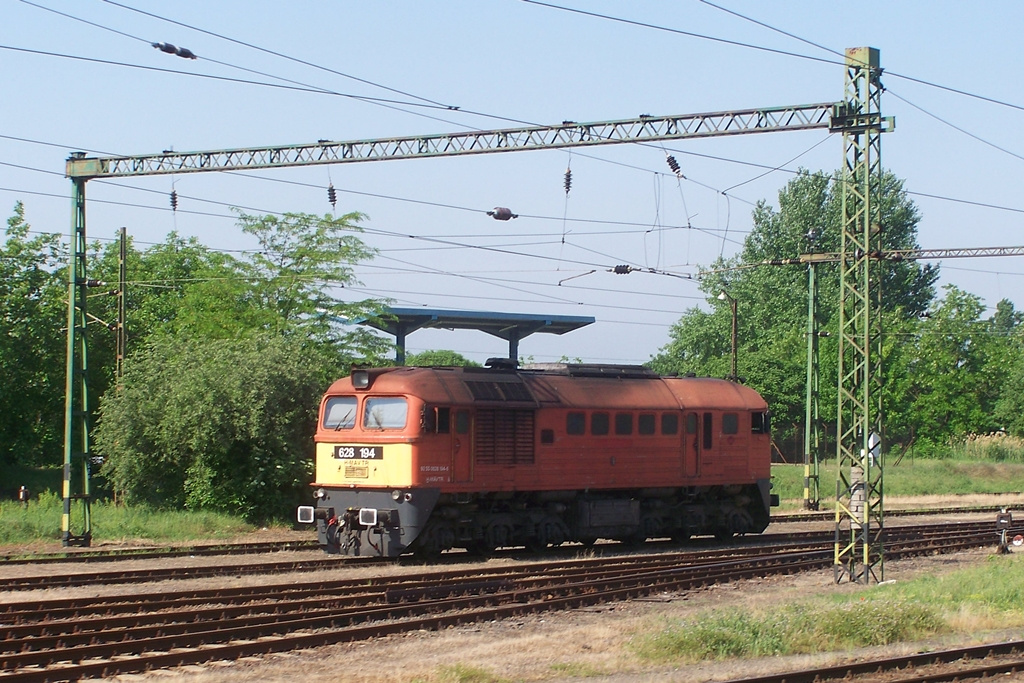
(436, 407, 451, 434)
(615, 413, 633, 435)
(363, 397, 408, 430)
(661, 412, 679, 435)
(723, 413, 739, 435)
(323, 396, 357, 430)
(686, 412, 698, 434)
(591, 412, 609, 436)
(752, 411, 770, 434)
(638, 413, 656, 435)
(566, 412, 585, 435)
(455, 409, 470, 434)
(703, 412, 713, 450)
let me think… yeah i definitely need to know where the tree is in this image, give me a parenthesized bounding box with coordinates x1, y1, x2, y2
(0, 203, 67, 468)
(904, 285, 1004, 450)
(649, 170, 938, 453)
(93, 334, 325, 521)
(990, 300, 1024, 436)
(91, 212, 392, 516)
(405, 349, 480, 367)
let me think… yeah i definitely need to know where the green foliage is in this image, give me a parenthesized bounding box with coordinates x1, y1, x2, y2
(0, 203, 67, 468)
(993, 309, 1024, 437)
(632, 599, 942, 662)
(650, 169, 940, 451)
(950, 433, 1024, 463)
(903, 285, 1005, 449)
(0, 491, 64, 543)
(405, 349, 480, 367)
(93, 334, 327, 522)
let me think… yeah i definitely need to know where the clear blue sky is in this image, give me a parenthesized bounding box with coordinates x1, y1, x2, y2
(3, 1, 1022, 365)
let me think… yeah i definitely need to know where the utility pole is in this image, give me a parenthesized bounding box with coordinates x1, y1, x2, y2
(116, 227, 127, 382)
(803, 247, 827, 510)
(62, 174, 92, 547)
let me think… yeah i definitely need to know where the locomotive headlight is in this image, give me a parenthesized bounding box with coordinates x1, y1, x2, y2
(352, 369, 370, 389)
(391, 489, 402, 501)
(314, 487, 326, 500)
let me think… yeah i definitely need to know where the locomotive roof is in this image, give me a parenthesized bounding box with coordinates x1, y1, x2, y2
(327, 364, 767, 412)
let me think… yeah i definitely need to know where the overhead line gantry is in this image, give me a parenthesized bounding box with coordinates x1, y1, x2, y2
(62, 50, 886, 586)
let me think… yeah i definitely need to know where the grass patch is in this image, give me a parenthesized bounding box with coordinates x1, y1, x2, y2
(630, 556, 1024, 664)
(952, 433, 1024, 463)
(772, 457, 1024, 506)
(0, 491, 260, 546)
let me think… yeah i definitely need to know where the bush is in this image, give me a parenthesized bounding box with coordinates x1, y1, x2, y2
(93, 334, 328, 523)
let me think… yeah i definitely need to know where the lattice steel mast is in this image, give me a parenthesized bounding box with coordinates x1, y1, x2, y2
(832, 47, 891, 584)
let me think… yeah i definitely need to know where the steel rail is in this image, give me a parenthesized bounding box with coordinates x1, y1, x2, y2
(0, 520, 1008, 592)
(725, 640, 1024, 683)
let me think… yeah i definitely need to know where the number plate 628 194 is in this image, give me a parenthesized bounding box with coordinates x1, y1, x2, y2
(333, 445, 383, 460)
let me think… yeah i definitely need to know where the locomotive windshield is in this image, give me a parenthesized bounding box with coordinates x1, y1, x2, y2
(364, 397, 408, 430)
(323, 396, 357, 430)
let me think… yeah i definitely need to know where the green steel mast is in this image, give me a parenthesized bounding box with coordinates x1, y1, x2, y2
(832, 47, 891, 584)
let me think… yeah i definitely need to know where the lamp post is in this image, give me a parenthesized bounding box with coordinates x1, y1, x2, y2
(717, 291, 737, 381)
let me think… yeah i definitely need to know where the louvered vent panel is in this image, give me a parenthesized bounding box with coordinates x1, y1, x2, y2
(500, 383, 533, 402)
(465, 380, 534, 402)
(467, 381, 503, 401)
(474, 409, 535, 465)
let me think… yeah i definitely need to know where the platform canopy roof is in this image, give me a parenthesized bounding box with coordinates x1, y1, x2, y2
(357, 307, 595, 364)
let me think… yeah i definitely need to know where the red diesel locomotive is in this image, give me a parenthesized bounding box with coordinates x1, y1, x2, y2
(296, 362, 777, 557)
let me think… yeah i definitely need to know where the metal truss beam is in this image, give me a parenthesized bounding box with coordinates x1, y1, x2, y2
(66, 103, 835, 179)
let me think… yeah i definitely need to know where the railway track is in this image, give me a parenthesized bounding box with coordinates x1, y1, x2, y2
(0, 522, 1011, 682)
(0, 519, 1003, 591)
(1, 501, 1009, 567)
(730, 640, 1024, 682)
(0, 538, 320, 565)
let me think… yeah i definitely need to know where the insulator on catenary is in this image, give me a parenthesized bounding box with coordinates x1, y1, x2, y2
(327, 183, 337, 209)
(666, 155, 683, 178)
(169, 190, 178, 211)
(563, 167, 572, 195)
(613, 265, 633, 274)
(487, 207, 518, 221)
(152, 42, 197, 60)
